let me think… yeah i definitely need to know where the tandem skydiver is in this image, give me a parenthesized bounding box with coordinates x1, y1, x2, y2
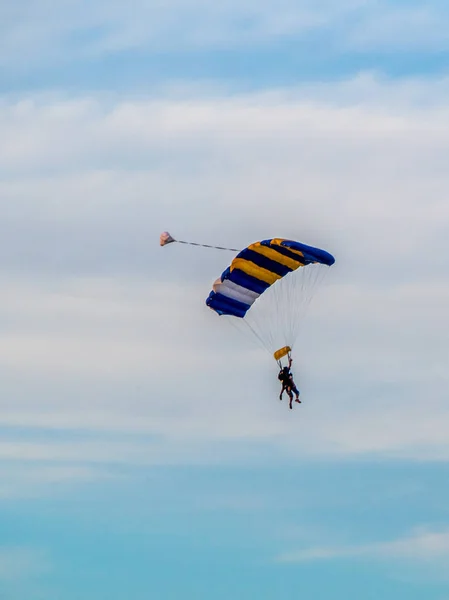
(278, 356, 301, 409)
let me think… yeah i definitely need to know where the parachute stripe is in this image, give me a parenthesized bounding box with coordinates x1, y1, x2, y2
(261, 242, 308, 263)
(230, 258, 282, 285)
(236, 249, 294, 278)
(269, 238, 304, 254)
(226, 269, 271, 295)
(250, 243, 304, 269)
(215, 280, 260, 306)
(206, 291, 250, 318)
(215, 279, 260, 305)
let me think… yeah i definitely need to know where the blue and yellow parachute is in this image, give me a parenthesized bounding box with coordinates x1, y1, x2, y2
(161, 232, 335, 365)
(206, 238, 335, 364)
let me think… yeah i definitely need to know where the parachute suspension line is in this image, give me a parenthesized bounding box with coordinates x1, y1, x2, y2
(239, 262, 331, 361)
(290, 262, 330, 349)
(226, 315, 270, 354)
(243, 319, 273, 354)
(289, 262, 327, 348)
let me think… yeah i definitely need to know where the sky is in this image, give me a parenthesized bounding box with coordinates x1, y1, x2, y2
(1, 0, 449, 598)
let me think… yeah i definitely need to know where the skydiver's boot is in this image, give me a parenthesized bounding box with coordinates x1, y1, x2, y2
(289, 394, 293, 409)
(295, 396, 301, 404)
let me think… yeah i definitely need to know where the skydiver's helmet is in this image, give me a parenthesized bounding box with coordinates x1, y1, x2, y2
(282, 366, 289, 374)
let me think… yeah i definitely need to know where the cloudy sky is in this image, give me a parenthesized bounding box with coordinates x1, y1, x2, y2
(1, 1, 449, 598)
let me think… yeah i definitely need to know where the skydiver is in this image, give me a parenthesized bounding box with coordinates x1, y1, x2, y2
(278, 357, 301, 409)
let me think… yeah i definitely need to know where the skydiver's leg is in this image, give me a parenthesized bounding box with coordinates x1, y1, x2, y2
(292, 382, 301, 403)
(288, 387, 293, 409)
(289, 378, 300, 403)
(279, 383, 286, 400)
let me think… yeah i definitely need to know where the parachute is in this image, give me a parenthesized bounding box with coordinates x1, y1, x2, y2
(205, 238, 335, 365)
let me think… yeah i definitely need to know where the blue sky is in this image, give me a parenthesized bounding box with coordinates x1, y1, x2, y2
(1, 1, 449, 598)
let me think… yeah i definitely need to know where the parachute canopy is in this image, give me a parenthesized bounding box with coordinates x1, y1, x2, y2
(206, 238, 335, 318)
(205, 237, 335, 363)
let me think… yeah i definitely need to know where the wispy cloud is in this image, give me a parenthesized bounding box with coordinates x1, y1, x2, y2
(2, 76, 449, 256)
(2, 4, 449, 597)
(0, 75, 448, 471)
(2, 0, 449, 76)
(348, 3, 449, 52)
(277, 527, 449, 564)
(0, 0, 359, 68)
(0, 463, 115, 500)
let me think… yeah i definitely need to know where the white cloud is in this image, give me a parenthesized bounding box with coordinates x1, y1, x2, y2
(2, 0, 449, 72)
(1, 75, 448, 279)
(0, 0, 366, 68)
(348, 3, 449, 52)
(277, 526, 449, 564)
(0, 464, 114, 499)
(0, 75, 448, 471)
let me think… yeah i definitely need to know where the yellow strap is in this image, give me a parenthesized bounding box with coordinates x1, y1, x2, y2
(274, 346, 291, 361)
